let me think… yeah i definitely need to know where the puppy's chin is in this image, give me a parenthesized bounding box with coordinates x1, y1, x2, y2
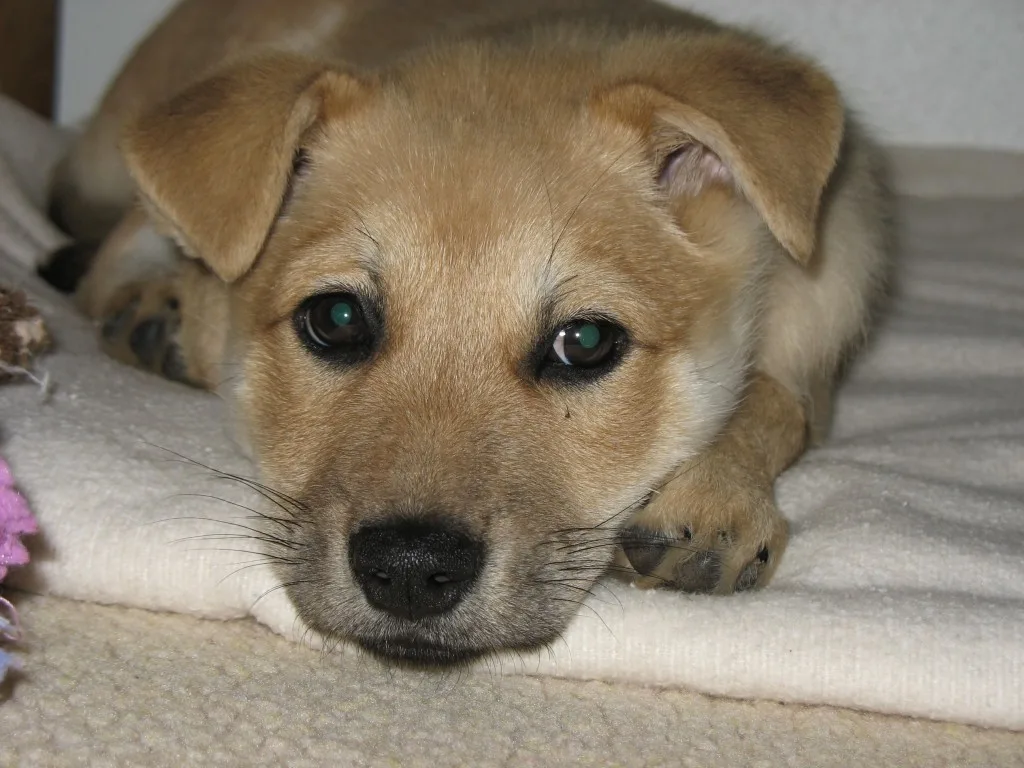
(354, 637, 489, 667)
(353, 629, 565, 668)
(312, 623, 562, 667)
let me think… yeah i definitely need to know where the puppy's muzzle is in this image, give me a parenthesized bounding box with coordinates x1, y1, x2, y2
(349, 519, 485, 620)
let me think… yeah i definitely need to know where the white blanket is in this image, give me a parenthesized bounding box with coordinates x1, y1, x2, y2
(2, 96, 1022, 730)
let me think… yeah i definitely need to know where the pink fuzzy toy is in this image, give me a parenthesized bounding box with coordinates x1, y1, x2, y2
(0, 457, 35, 579)
(1, 455, 37, 679)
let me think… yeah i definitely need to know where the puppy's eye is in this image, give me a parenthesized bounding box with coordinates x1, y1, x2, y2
(544, 319, 624, 375)
(296, 292, 374, 362)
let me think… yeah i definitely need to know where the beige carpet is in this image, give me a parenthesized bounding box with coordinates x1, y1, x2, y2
(3, 592, 1023, 767)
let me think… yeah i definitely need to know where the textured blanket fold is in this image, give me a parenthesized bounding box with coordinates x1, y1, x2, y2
(1, 95, 1022, 729)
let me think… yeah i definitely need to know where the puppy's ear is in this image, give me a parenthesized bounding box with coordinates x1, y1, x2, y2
(121, 54, 367, 282)
(593, 39, 844, 265)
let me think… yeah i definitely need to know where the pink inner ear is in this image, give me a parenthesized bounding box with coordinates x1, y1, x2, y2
(658, 143, 733, 196)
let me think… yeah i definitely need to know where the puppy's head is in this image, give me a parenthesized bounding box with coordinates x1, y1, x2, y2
(123, 37, 841, 664)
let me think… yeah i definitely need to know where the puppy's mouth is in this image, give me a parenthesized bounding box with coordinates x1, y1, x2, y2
(355, 635, 488, 666)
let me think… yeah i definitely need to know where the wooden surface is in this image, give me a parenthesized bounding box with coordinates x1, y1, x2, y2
(0, 0, 58, 118)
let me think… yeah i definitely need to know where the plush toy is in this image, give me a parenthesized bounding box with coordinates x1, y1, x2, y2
(0, 286, 50, 384)
(0, 457, 34, 582)
(0, 285, 46, 680)
(0, 456, 35, 680)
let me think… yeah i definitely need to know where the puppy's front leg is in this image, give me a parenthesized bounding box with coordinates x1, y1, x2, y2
(619, 372, 807, 593)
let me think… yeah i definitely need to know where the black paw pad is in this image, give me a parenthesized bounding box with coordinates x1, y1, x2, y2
(160, 343, 193, 385)
(101, 297, 140, 341)
(128, 317, 167, 367)
(735, 547, 770, 592)
(620, 526, 673, 575)
(671, 550, 722, 594)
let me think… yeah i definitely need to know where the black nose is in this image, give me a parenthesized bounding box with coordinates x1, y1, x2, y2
(349, 520, 484, 620)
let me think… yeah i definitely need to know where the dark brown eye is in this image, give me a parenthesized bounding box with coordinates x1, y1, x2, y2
(547, 320, 619, 368)
(297, 292, 374, 362)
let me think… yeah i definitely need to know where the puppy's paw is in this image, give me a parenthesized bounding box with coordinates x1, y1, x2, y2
(616, 458, 788, 594)
(98, 279, 197, 386)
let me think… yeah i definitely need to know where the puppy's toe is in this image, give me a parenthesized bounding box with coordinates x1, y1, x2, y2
(128, 316, 168, 368)
(735, 547, 771, 592)
(671, 548, 723, 594)
(619, 525, 677, 575)
(160, 342, 196, 385)
(101, 295, 139, 341)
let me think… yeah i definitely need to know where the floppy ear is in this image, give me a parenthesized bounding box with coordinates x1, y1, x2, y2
(593, 39, 844, 265)
(121, 54, 367, 282)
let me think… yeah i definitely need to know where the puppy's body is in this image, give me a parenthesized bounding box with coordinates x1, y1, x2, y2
(51, 0, 889, 663)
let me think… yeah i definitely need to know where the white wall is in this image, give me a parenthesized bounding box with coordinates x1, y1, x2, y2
(672, 0, 1024, 151)
(58, 0, 1024, 151)
(58, 0, 177, 127)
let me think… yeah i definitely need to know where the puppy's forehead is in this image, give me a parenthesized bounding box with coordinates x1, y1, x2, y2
(261, 77, 706, 348)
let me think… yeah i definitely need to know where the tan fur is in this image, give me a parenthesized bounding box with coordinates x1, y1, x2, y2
(53, 0, 890, 662)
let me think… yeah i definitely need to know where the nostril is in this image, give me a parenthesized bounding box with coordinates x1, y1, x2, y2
(349, 519, 485, 620)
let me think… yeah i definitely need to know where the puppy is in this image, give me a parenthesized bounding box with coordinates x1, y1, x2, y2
(46, 0, 890, 664)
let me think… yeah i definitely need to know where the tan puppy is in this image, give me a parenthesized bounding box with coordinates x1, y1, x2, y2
(47, 0, 890, 664)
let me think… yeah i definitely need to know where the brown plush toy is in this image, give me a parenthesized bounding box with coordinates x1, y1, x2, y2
(0, 287, 50, 383)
